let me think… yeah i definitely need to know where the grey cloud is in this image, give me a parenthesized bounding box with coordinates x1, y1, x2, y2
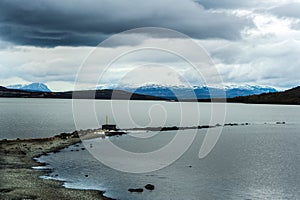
(0, 24, 109, 47)
(268, 2, 300, 30)
(0, 0, 253, 47)
(211, 39, 300, 89)
(194, 0, 296, 10)
(194, 0, 256, 9)
(269, 3, 300, 19)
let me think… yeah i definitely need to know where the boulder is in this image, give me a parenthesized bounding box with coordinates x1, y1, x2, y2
(145, 184, 155, 190)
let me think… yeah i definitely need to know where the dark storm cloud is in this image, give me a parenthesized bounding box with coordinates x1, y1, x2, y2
(0, 0, 253, 47)
(0, 24, 109, 47)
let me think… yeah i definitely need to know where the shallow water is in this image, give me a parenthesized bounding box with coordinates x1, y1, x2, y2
(38, 124, 300, 200)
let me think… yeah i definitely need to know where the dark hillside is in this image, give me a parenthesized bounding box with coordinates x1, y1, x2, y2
(228, 86, 300, 105)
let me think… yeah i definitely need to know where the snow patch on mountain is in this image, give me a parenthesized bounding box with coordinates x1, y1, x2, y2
(95, 83, 277, 99)
(6, 83, 52, 92)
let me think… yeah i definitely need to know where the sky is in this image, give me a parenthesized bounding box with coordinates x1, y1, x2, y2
(0, 0, 300, 91)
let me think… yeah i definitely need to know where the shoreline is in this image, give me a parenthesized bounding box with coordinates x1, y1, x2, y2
(0, 133, 113, 200)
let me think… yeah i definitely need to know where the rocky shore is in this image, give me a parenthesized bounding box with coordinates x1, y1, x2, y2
(0, 132, 112, 200)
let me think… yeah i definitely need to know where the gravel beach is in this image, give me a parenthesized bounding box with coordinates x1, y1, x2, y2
(0, 133, 112, 200)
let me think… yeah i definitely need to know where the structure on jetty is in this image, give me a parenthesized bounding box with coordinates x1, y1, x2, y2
(102, 115, 117, 131)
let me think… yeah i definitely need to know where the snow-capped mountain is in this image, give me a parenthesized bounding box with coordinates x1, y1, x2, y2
(4, 82, 277, 98)
(108, 84, 277, 100)
(225, 85, 277, 98)
(6, 83, 52, 92)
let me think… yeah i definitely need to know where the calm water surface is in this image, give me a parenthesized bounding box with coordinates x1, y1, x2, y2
(1, 98, 299, 139)
(1, 98, 299, 199)
(38, 125, 300, 200)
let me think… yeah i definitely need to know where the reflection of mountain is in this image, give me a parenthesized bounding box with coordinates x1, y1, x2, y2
(117, 84, 277, 100)
(228, 86, 300, 105)
(6, 83, 51, 92)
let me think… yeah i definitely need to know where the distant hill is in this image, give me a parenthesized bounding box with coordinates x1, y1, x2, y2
(227, 86, 300, 105)
(0, 86, 167, 101)
(1, 85, 299, 105)
(5, 83, 276, 99)
(6, 83, 51, 92)
(117, 84, 277, 100)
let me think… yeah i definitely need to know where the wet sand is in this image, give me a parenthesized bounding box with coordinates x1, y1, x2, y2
(0, 133, 112, 200)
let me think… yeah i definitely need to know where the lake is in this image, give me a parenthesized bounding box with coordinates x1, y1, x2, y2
(1, 98, 300, 199)
(1, 98, 299, 139)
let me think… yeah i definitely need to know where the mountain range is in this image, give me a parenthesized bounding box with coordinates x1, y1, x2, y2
(6, 83, 277, 99)
(0, 86, 166, 101)
(114, 84, 277, 99)
(6, 83, 51, 92)
(5, 83, 278, 99)
(0, 84, 299, 104)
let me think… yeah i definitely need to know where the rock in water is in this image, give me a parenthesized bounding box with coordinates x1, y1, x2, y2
(128, 188, 143, 193)
(145, 184, 155, 190)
